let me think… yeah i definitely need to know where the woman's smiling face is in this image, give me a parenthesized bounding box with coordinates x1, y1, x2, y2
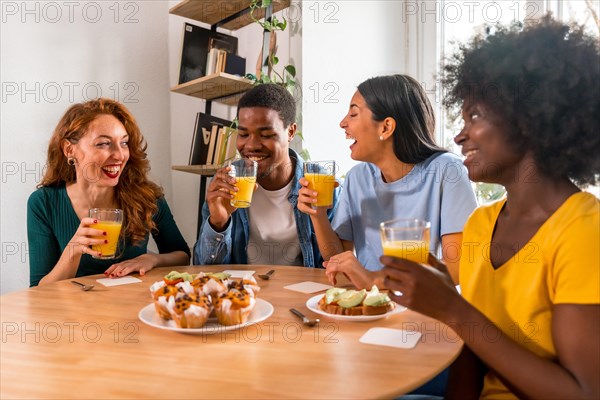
(339, 90, 385, 163)
(454, 101, 524, 184)
(67, 114, 129, 187)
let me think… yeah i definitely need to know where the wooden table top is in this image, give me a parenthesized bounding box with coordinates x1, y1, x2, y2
(0, 265, 462, 399)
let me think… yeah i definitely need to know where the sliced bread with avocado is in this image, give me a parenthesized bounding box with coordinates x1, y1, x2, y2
(318, 286, 395, 316)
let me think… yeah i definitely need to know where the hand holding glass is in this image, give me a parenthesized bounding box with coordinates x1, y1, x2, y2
(304, 160, 337, 207)
(380, 218, 430, 264)
(89, 208, 123, 259)
(229, 158, 257, 208)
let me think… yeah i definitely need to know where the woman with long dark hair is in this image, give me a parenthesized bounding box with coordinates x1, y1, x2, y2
(299, 74, 476, 287)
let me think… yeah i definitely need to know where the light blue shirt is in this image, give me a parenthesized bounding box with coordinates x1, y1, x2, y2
(331, 152, 477, 271)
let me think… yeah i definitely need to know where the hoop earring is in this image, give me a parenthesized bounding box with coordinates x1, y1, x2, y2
(67, 157, 76, 166)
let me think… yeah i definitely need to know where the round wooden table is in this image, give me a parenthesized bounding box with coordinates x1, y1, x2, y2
(0, 265, 462, 399)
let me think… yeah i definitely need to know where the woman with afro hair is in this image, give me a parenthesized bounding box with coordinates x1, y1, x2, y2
(381, 15, 599, 399)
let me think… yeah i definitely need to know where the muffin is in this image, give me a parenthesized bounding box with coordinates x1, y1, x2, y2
(240, 274, 261, 297)
(191, 273, 229, 297)
(168, 293, 213, 329)
(213, 288, 256, 326)
(150, 281, 180, 320)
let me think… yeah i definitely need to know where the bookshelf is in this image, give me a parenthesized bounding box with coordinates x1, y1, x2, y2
(169, 0, 291, 31)
(172, 165, 220, 175)
(170, 0, 290, 238)
(170, 72, 253, 103)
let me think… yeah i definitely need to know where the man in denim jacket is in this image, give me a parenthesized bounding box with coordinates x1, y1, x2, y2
(193, 84, 339, 267)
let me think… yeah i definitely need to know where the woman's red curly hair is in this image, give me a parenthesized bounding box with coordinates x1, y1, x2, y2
(40, 98, 163, 245)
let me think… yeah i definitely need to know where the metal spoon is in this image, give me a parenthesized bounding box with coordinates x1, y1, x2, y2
(71, 280, 94, 291)
(257, 269, 275, 280)
(290, 308, 319, 327)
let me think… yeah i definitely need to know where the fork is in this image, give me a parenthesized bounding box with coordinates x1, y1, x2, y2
(257, 269, 275, 280)
(289, 308, 319, 327)
(71, 280, 94, 291)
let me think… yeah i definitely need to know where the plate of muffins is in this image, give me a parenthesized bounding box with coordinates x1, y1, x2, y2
(139, 271, 273, 334)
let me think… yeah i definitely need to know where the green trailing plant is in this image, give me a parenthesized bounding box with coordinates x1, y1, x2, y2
(245, 0, 297, 93)
(243, 0, 308, 160)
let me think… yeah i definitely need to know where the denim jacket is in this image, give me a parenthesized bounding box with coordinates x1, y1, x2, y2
(193, 149, 340, 267)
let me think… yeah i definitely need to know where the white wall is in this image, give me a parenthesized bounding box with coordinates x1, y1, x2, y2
(301, 1, 418, 176)
(0, 1, 172, 293)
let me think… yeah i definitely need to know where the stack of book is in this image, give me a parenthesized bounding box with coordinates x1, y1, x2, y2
(178, 22, 246, 84)
(189, 113, 239, 166)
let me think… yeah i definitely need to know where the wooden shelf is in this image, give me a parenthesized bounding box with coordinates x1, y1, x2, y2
(169, 0, 291, 31)
(171, 72, 254, 101)
(172, 165, 220, 176)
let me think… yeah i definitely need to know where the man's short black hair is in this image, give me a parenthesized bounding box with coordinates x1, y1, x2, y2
(237, 83, 296, 127)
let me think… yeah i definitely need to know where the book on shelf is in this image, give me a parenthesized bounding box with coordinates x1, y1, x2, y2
(206, 49, 246, 76)
(205, 124, 220, 166)
(178, 22, 238, 84)
(213, 126, 239, 165)
(189, 113, 232, 165)
(205, 48, 218, 76)
(211, 126, 226, 165)
(224, 53, 246, 76)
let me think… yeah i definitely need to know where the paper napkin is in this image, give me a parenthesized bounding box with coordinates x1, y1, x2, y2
(222, 270, 256, 278)
(96, 276, 142, 287)
(284, 281, 333, 294)
(359, 327, 422, 349)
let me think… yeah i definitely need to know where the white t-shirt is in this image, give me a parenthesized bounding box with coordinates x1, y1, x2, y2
(247, 181, 303, 266)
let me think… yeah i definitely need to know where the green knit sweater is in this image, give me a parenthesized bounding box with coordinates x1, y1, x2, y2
(27, 185, 190, 286)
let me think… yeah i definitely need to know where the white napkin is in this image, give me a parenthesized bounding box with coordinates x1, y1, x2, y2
(222, 270, 256, 278)
(283, 281, 333, 294)
(359, 327, 422, 349)
(96, 276, 142, 287)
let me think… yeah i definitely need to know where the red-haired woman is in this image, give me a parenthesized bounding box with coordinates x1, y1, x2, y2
(28, 98, 190, 286)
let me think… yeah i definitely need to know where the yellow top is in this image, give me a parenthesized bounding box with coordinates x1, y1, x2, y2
(460, 192, 600, 400)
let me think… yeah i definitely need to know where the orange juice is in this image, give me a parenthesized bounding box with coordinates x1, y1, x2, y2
(231, 176, 257, 208)
(305, 173, 335, 207)
(382, 240, 429, 263)
(90, 221, 122, 258)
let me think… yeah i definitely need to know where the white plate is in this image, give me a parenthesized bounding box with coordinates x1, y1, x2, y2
(305, 294, 406, 322)
(138, 298, 274, 334)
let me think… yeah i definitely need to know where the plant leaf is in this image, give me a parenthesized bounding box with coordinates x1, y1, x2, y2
(278, 18, 287, 31)
(284, 65, 296, 77)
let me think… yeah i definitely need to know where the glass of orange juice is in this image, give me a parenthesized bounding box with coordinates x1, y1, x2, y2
(380, 218, 430, 264)
(304, 160, 337, 208)
(229, 158, 257, 208)
(89, 208, 123, 259)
